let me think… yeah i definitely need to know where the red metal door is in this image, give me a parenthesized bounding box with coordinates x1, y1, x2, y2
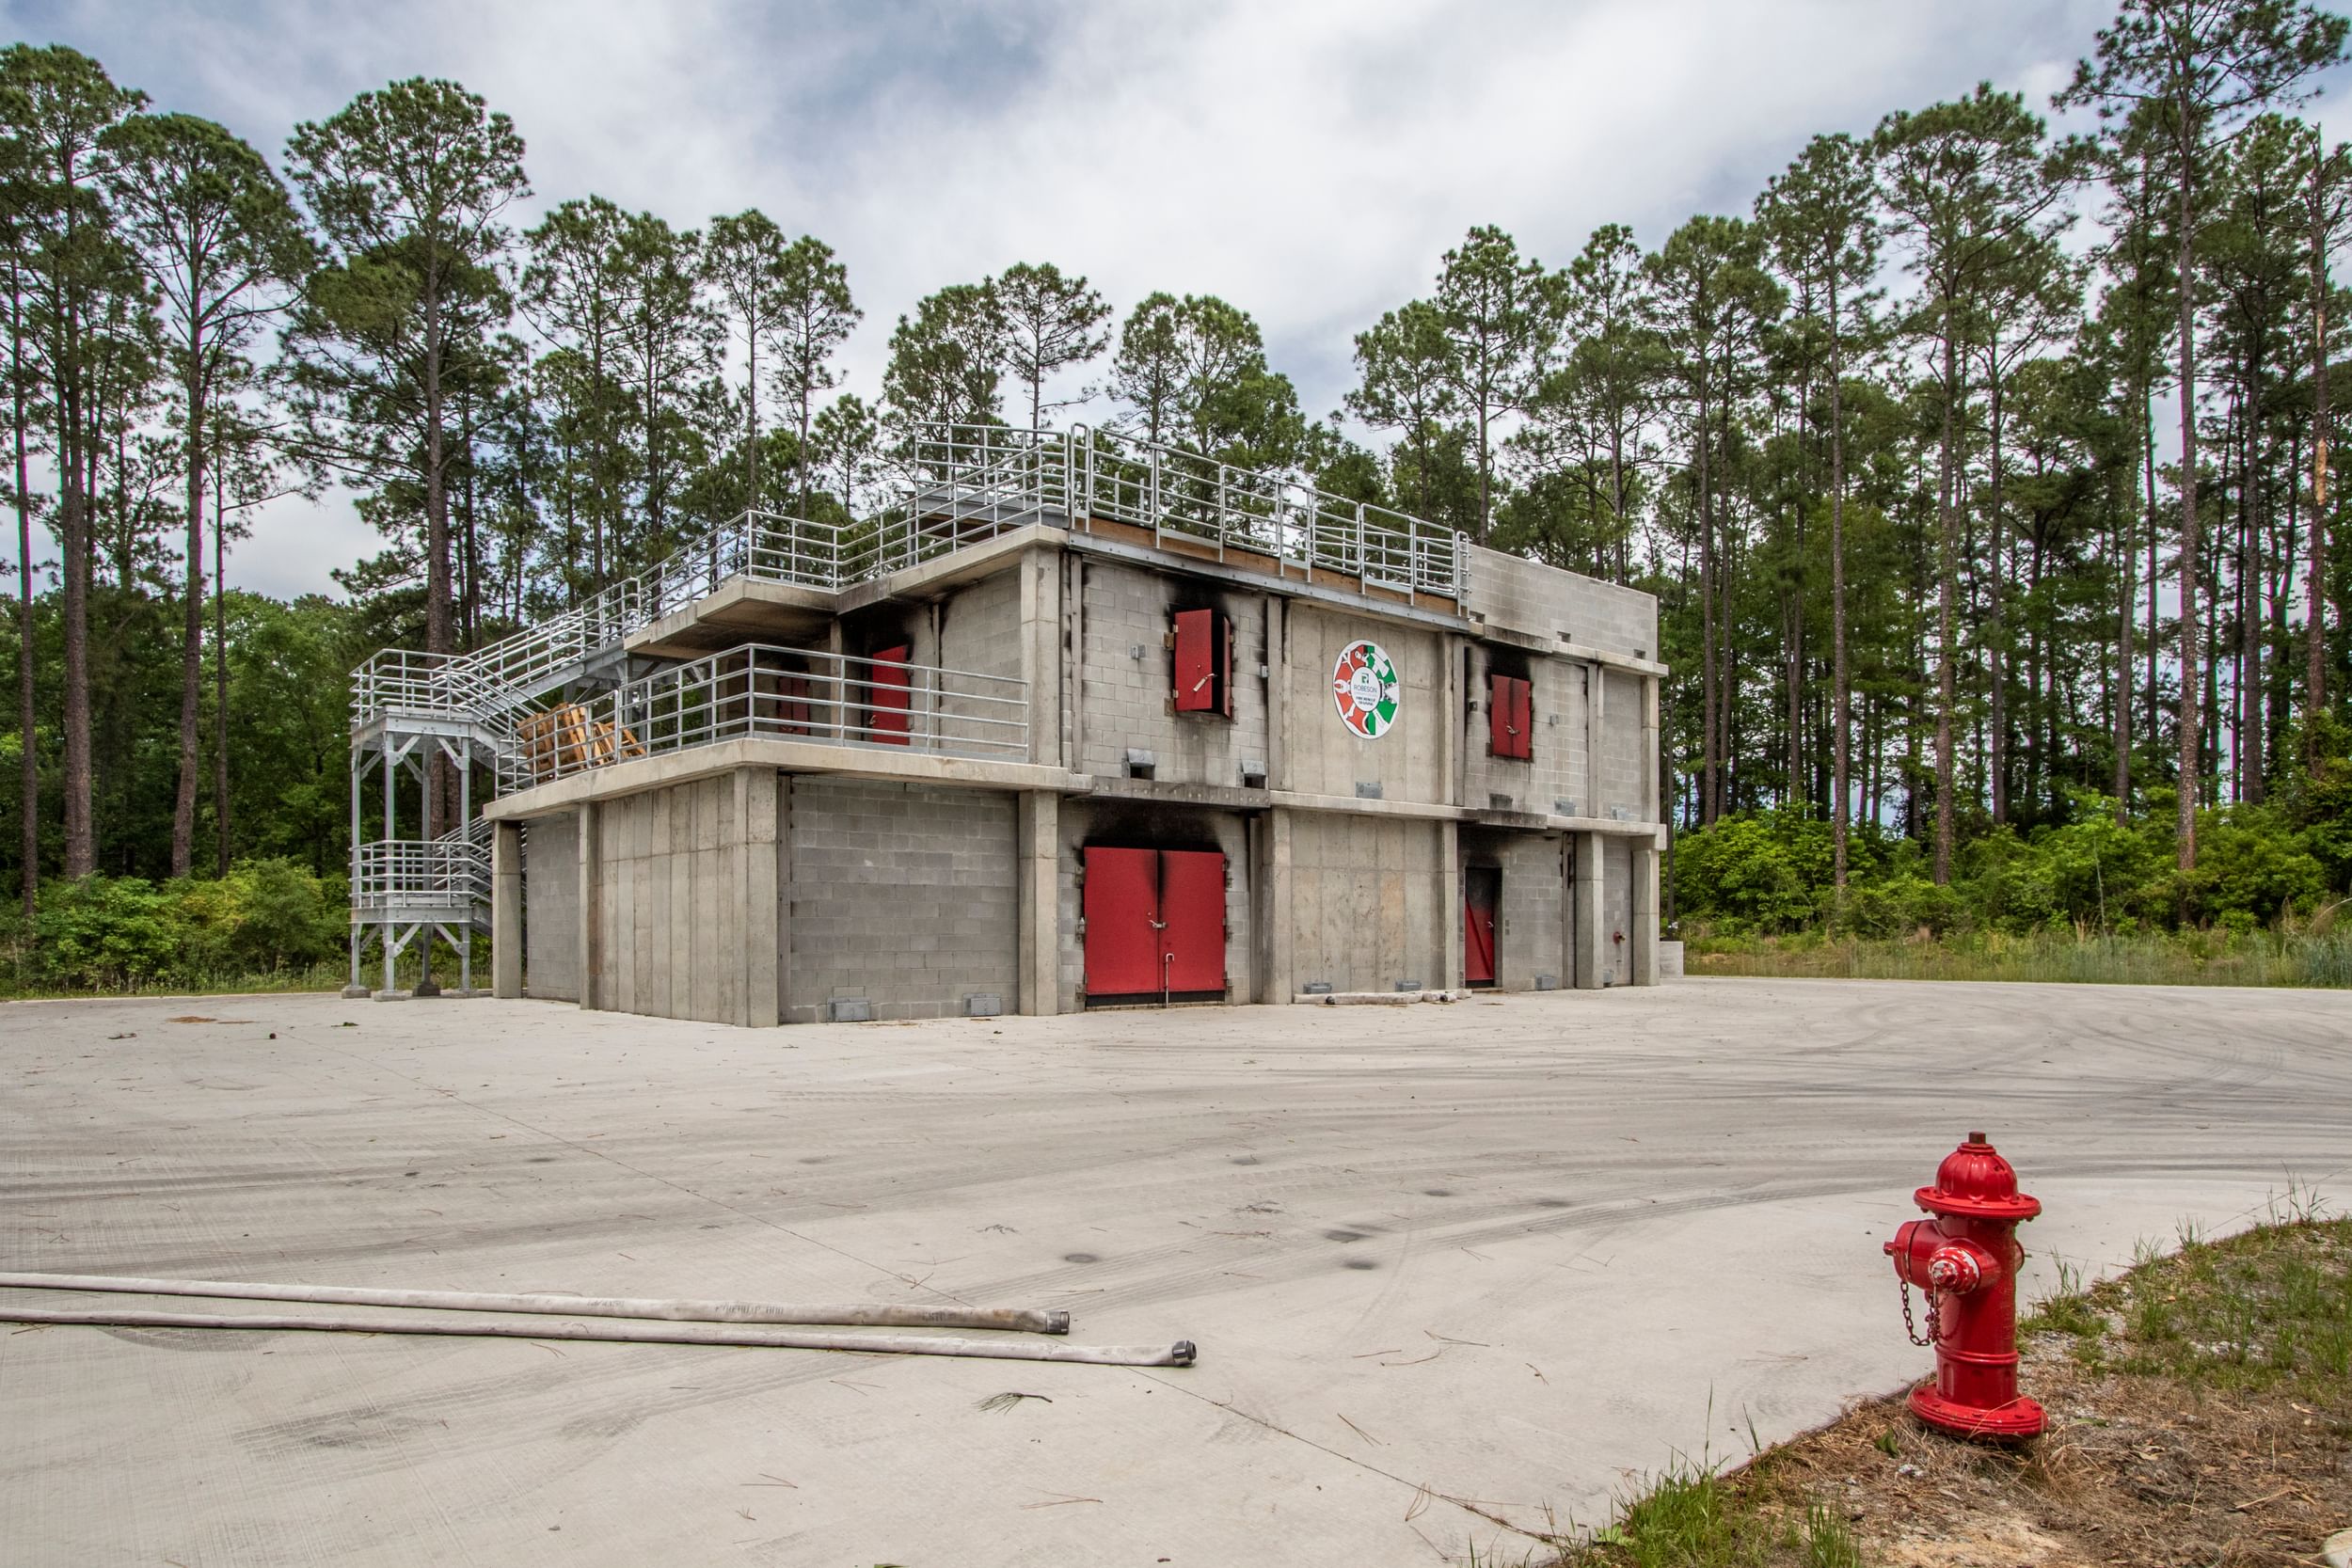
(1489, 674, 1532, 759)
(868, 644, 911, 743)
(1172, 610, 1217, 712)
(1083, 847, 1162, 998)
(1157, 849, 1226, 994)
(1464, 865, 1499, 985)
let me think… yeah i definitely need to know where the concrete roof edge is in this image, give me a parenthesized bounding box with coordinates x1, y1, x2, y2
(484, 740, 1090, 818)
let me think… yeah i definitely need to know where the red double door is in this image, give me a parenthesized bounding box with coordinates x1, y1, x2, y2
(1083, 847, 1227, 1002)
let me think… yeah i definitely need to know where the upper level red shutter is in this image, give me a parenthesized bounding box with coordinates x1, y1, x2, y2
(868, 644, 911, 744)
(1489, 673, 1532, 759)
(1173, 610, 1216, 712)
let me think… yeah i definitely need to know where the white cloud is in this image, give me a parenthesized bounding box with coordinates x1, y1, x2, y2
(13, 0, 2340, 602)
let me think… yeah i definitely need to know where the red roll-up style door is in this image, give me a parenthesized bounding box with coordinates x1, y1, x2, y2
(868, 644, 911, 743)
(1157, 850, 1227, 993)
(1082, 847, 1162, 998)
(1173, 610, 1217, 713)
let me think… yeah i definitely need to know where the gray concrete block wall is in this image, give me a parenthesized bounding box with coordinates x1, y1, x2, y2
(1074, 561, 1269, 788)
(595, 774, 745, 1026)
(1462, 829, 1567, 991)
(933, 567, 1031, 757)
(1598, 668, 1648, 819)
(1279, 605, 1445, 803)
(522, 811, 579, 1002)
(1056, 803, 1252, 1010)
(1461, 544, 1658, 660)
(786, 776, 1018, 1023)
(1289, 813, 1443, 993)
(1461, 645, 1593, 816)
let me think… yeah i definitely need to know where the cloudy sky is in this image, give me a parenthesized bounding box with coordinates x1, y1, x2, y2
(9, 0, 2349, 598)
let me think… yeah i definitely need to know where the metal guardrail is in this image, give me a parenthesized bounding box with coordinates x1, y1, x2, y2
(352, 837, 490, 915)
(517, 644, 1030, 785)
(351, 421, 1465, 736)
(1065, 423, 1461, 599)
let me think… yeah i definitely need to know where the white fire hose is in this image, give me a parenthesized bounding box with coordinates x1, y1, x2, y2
(0, 1272, 1194, 1368)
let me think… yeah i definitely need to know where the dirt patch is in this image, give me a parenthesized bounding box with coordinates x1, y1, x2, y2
(1761, 1358, 2350, 1566)
(1560, 1217, 2352, 1567)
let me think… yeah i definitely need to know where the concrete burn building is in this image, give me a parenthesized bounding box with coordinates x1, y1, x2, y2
(346, 425, 1665, 1024)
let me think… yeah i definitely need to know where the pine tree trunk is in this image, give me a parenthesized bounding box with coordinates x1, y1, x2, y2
(59, 405, 93, 880)
(1696, 388, 1718, 826)
(422, 262, 452, 846)
(1933, 336, 1959, 885)
(2241, 411, 2264, 803)
(212, 471, 229, 878)
(2115, 402, 2137, 821)
(10, 274, 36, 916)
(169, 356, 205, 879)
(2312, 175, 2333, 762)
(1986, 352, 2009, 827)
(2175, 154, 2202, 870)
(1830, 271, 1851, 893)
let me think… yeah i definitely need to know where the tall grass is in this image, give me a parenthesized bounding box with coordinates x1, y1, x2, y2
(1684, 927, 2352, 988)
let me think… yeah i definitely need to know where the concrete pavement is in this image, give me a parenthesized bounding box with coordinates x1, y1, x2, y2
(4, 978, 2347, 1565)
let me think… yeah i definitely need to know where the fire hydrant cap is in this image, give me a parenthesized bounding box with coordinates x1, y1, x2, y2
(1915, 1132, 2042, 1221)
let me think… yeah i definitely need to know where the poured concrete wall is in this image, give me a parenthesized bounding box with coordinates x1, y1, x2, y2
(785, 776, 1018, 1022)
(591, 771, 776, 1026)
(1278, 603, 1447, 805)
(1289, 813, 1444, 994)
(1603, 835, 1635, 987)
(523, 811, 579, 1002)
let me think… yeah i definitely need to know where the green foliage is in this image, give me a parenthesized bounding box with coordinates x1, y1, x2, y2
(7, 858, 345, 991)
(27, 874, 180, 988)
(2050, 1212, 2352, 1402)
(1677, 790, 2344, 940)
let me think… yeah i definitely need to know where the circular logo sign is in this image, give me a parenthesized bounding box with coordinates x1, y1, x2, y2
(1331, 640, 1400, 739)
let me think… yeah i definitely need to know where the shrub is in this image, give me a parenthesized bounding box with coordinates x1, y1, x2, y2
(1674, 790, 2342, 942)
(1673, 812, 1820, 933)
(8, 859, 347, 993)
(32, 876, 181, 988)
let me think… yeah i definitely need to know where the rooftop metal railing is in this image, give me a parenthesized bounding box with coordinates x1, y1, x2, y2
(1066, 423, 1461, 598)
(350, 421, 1464, 735)
(516, 643, 1030, 785)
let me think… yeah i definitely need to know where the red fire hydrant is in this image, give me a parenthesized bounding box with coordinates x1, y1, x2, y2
(1883, 1132, 2044, 1440)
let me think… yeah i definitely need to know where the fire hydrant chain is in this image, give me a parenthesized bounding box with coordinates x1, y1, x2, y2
(1898, 1275, 1939, 1347)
